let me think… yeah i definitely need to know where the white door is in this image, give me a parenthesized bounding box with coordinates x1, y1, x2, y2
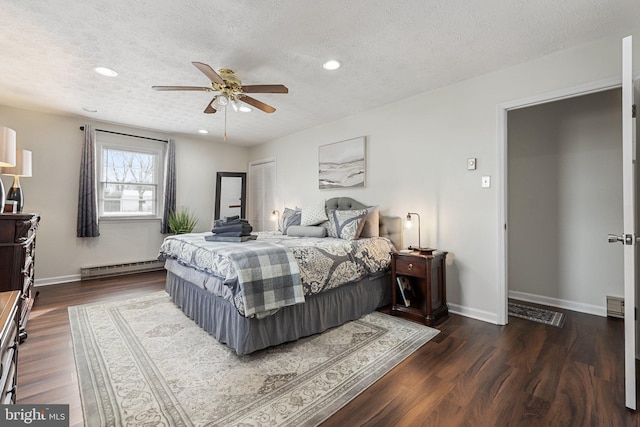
(617, 35, 637, 411)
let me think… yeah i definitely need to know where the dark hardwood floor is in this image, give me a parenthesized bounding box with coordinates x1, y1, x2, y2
(17, 272, 638, 426)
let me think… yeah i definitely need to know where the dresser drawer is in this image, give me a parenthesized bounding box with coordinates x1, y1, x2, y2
(1, 361, 16, 404)
(395, 256, 427, 277)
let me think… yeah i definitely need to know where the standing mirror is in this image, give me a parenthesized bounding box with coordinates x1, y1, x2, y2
(215, 172, 246, 220)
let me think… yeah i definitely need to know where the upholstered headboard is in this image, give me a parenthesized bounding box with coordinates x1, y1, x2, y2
(325, 197, 402, 250)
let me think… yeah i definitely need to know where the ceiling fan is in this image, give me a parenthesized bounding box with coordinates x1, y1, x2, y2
(152, 62, 288, 115)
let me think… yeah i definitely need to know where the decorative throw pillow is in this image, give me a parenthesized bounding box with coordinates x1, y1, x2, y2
(326, 209, 368, 240)
(359, 205, 380, 238)
(286, 225, 327, 238)
(300, 200, 328, 226)
(280, 208, 301, 234)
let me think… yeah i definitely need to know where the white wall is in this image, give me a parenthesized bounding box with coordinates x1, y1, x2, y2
(508, 89, 623, 314)
(249, 30, 640, 322)
(0, 105, 249, 284)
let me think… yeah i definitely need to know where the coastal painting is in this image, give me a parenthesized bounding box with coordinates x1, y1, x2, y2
(318, 137, 366, 189)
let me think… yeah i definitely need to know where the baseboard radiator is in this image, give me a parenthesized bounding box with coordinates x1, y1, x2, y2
(81, 259, 165, 280)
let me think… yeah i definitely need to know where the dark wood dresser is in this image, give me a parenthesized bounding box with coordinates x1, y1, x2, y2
(0, 213, 40, 342)
(0, 290, 20, 404)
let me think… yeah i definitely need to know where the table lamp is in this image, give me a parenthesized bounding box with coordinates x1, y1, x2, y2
(1, 148, 32, 212)
(0, 127, 17, 213)
(406, 212, 433, 253)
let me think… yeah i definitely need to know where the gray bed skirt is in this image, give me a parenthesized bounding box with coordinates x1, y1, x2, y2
(165, 271, 391, 355)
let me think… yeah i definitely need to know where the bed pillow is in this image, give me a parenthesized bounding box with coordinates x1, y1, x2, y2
(300, 200, 329, 226)
(280, 208, 301, 234)
(286, 225, 327, 238)
(359, 205, 380, 238)
(326, 209, 368, 240)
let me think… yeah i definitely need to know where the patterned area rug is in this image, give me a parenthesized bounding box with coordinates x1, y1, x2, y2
(69, 292, 439, 426)
(508, 301, 566, 327)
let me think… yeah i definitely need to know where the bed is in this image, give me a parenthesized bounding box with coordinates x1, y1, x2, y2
(158, 197, 402, 355)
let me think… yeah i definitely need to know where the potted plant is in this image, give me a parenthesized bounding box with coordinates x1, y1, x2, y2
(168, 208, 198, 234)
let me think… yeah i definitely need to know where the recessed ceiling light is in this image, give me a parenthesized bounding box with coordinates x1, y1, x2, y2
(94, 66, 118, 77)
(322, 59, 342, 71)
(198, 129, 209, 134)
(239, 105, 252, 113)
(83, 107, 98, 113)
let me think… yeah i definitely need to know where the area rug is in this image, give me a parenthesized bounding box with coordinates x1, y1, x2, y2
(69, 292, 439, 426)
(508, 301, 565, 327)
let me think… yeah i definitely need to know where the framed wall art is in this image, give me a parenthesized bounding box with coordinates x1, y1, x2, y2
(318, 136, 366, 189)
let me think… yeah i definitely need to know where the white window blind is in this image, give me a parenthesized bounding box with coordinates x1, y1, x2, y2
(249, 159, 276, 231)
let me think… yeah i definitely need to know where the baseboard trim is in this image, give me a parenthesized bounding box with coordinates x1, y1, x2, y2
(508, 290, 607, 317)
(35, 274, 81, 287)
(448, 303, 499, 324)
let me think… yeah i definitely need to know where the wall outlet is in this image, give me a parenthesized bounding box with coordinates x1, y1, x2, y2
(467, 158, 477, 170)
(481, 176, 491, 188)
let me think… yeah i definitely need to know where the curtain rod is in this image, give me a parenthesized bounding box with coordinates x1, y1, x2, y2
(79, 126, 168, 143)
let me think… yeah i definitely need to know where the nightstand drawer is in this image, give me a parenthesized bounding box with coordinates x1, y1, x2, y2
(395, 256, 427, 277)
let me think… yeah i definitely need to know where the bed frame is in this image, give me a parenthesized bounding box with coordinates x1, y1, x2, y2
(165, 197, 402, 355)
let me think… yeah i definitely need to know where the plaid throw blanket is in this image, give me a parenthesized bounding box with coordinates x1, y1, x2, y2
(227, 241, 303, 317)
(158, 233, 303, 317)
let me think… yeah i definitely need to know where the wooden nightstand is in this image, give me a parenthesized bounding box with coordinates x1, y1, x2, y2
(390, 250, 448, 326)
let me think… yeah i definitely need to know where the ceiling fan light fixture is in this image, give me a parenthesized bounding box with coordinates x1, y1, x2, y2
(216, 94, 229, 107)
(239, 104, 252, 113)
(94, 66, 118, 77)
(322, 59, 342, 71)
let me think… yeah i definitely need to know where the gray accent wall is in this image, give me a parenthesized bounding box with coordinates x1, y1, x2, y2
(508, 89, 623, 313)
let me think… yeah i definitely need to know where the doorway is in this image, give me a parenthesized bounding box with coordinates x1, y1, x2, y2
(507, 88, 623, 315)
(497, 78, 622, 324)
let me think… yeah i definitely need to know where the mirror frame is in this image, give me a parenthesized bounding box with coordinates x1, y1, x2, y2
(214, 172, 247, 220)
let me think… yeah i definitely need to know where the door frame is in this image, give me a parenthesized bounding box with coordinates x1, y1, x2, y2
(495, 77, 621, 325)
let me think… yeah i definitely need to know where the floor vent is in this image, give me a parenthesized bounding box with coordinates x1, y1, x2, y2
(81, 259, 165, 280)
(606, 296, 624, 318)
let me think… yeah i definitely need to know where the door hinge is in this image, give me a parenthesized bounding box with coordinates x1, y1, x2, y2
(633, 104, 637, 118)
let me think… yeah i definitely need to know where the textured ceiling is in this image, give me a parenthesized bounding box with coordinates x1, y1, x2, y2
(0, 0, 639, 146)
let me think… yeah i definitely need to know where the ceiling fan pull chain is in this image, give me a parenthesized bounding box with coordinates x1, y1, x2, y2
(224, 105, 227, 141)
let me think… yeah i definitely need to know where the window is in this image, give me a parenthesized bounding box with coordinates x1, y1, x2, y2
(97, 137, 164, 219)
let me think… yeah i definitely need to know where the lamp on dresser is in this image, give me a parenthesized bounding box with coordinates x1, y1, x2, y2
(1, 148, 32, 213)
(0, 127, 17, 213)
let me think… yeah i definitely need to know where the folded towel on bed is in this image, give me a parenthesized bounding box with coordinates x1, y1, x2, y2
(212, 223, 253, 235)
(213, 216, 247, 228)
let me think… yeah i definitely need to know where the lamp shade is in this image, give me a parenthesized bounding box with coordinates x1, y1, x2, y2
(0, 126, 17, 167)
(1, 148, 32, 177)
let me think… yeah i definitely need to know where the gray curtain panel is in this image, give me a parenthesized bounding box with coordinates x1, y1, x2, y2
(161, 138, 176, 234)
(77, 125, 100, 237)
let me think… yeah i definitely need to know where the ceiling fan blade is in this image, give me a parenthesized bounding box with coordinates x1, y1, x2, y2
(152, 85, 213, 91)
(204, 97, 218, 114)
(241, 85, 289, 94)
(241, 96, 276, 113)
(192, 62, 225, 86)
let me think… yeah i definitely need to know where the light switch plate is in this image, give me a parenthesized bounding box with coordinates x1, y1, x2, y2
(467, 158, 477, 170)
(481, 176, 491, 188)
